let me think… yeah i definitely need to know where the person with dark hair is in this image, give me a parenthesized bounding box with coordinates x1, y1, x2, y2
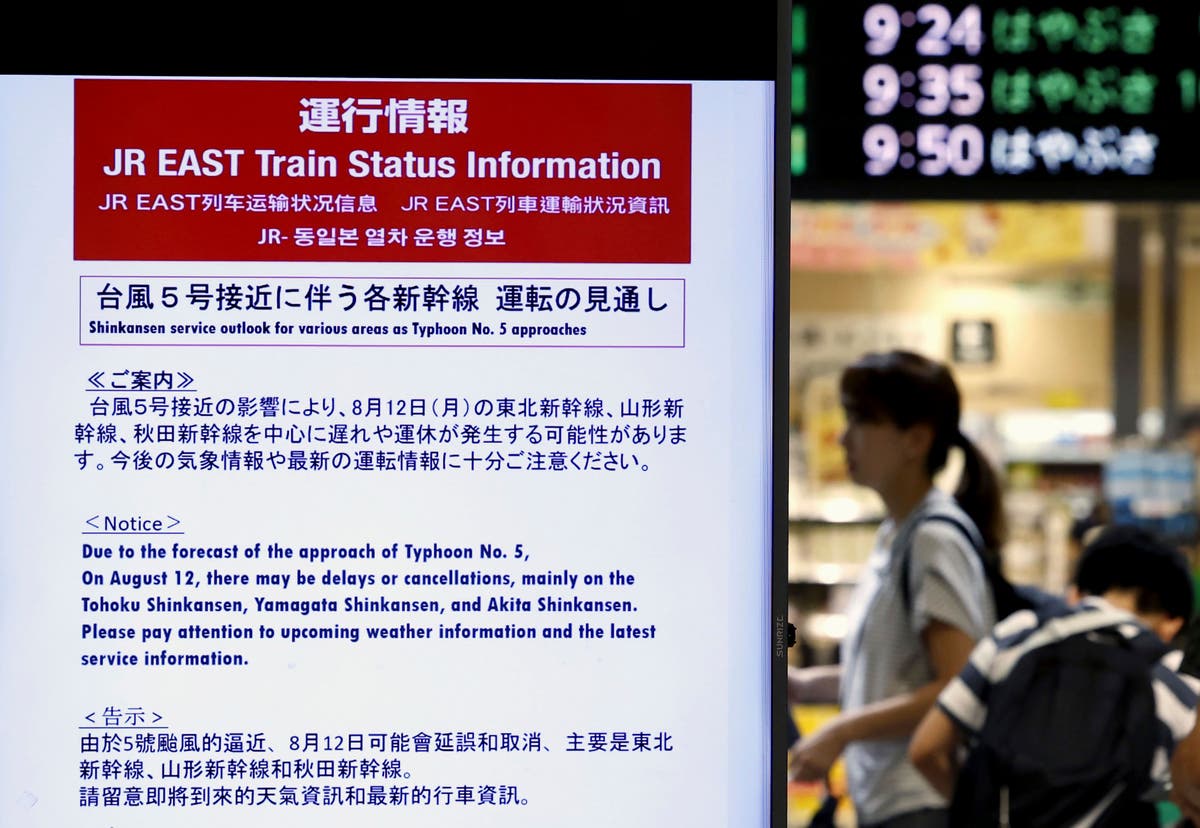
(1068, 524, 1194, 621)
(788, 350, 1001, 828)
(910, 524, 1199, 827)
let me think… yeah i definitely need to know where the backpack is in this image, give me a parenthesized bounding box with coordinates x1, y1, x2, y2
(947, 611, 1168, 827)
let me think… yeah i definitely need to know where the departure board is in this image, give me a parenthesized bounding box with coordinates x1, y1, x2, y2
(792, 3, 1200, 199)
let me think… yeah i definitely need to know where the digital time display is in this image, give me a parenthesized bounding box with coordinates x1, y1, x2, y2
(792, 2, 1200, 198)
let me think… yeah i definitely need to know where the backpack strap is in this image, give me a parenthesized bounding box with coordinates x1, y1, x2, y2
(897, 511, 985, 615)
(1116, 621, 1172, 665)
(1037, 610, 1170, 661)
(899, 509, 1044, 623)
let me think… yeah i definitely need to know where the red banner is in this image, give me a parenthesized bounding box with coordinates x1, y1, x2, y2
(75, 79, 691, 263)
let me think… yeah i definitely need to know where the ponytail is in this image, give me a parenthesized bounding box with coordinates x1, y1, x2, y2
(953, 432, 1007, 563)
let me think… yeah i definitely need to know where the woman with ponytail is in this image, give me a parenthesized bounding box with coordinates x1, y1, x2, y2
(788, 350, 1003, 828)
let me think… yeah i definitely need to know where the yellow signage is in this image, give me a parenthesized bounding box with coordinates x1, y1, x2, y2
(791, 202, 1101, 272)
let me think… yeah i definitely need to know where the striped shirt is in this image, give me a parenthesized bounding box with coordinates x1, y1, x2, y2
(839, 489, 995, 825)
(938, 596, 1200, 827)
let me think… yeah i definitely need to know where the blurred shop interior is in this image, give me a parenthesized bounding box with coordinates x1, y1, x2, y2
(785, 200, 1200, 825)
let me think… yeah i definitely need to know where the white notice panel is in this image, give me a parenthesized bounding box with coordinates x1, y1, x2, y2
(0, 18, 785, 826)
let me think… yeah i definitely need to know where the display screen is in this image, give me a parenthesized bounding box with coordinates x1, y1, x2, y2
(792, 2, 1200, 198)
(0, 8, 789, 827)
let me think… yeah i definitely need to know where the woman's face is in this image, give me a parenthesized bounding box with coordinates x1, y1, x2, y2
(839, 414, 912, 494)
